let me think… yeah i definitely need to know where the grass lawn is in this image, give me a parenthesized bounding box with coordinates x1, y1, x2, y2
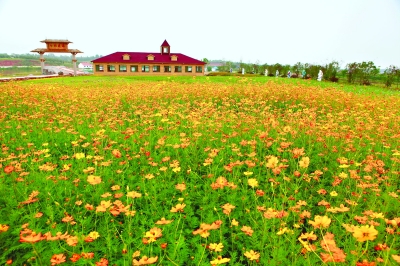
(0, 76, 399, 265)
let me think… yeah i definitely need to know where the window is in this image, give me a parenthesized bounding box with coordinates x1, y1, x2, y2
(107, 65, 115, 72)
(123, 54, 130, 60)
(153, 65, 160, 72)
(119, 65, 127, 72)
(96, 65, 104, 72)
(130, 65, 138, 72)
(174, 66, 182, 72)
(171, 55, 178, 61)
(141, 65, 150, 72)
(196, 66, 203, 73)
(164, 66, 171, 72)
(163, 47, 168, 53)
(185, 66, 192, 73)
(147, 54, 154, 61)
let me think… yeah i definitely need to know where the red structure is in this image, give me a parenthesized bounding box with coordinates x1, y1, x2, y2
(92, 40, 205, 76)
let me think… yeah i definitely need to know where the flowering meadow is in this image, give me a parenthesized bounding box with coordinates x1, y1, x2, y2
(0, 76, 399, 265)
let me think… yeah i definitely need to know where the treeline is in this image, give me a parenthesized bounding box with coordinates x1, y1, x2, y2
(215, 60, 400, 88)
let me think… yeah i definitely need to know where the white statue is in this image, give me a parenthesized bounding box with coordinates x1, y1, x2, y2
(242, 68, 245, 75)
(276, 70, 279, 77)
(317, 70, 323, 81)
(265, 69, 268, 76)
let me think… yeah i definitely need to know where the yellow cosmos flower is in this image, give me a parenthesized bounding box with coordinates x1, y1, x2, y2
(244, 250, 260, 261)
(247, 178, 258, 188)
(309, 215, 331, 229)
(0, 224, 9, 233)
(88, 231, 100, 240)
(352, 225, 378, 242)
(299, 157, 310, 168)
(266, 156, 279, 169)
(74, 153, 85, 159)
(210, 256, 230, 264)
(170, 203, 186, 213)
(231, 219, 239, 226)
(87, 175, 102, 185)
(209, 243, 224, 252)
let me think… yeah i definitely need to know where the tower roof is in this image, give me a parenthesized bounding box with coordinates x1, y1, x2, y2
(161, 40, 170, 47)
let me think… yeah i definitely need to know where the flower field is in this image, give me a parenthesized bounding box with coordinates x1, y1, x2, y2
(0, 76, 399, 265)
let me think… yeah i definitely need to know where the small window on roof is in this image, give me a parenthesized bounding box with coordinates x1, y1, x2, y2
(171, 55, 178, 61)
(147, 54, 154, 61)
(123, 54, 130, 60)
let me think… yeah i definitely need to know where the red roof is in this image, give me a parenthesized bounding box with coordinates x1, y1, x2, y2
(161, 40, 170, 47)
(92, 52, 205, 65)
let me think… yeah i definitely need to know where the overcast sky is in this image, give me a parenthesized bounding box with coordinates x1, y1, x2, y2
(0, 0, 399, 68)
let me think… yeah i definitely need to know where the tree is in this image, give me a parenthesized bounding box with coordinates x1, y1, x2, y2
(293, 62, 303, 75)
(358, 61, 379, 85)
(202, 58, 209, 64)
(384, 65, 399, 88)
(346, 62, 359, 84)
(324, 61, 340, 82)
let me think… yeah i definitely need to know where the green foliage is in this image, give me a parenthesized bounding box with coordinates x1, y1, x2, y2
(384, 65, 400, 88)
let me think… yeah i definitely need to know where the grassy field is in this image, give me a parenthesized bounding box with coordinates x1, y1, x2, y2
(0, 76, 399, 265)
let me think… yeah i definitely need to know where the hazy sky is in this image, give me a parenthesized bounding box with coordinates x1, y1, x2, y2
(0, 0, 399, 68)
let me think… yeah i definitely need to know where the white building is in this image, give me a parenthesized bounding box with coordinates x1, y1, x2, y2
(78, 62, 93, 70)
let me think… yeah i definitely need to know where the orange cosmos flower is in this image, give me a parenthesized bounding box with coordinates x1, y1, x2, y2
(85, 204, 94, 210)
(309, 215, 331, 229)
(175, 183, 186, 192)
(352, 225, 378, 242)
(66, 236, 78, 246)
(95, 258, 109, 266)
(244, 250, 260, 261)
(132, 256, 158, 265)
(87, 175, 102, 185)
(241, 225, 254, 236)
(81, 252, 94, 259)
(256, 189, 265, 196)
(50, 254, 66, 265)
(19, 231, 43, 243)
(4, 165, 14, 174)
(355, 260, 376, 266)
(112, 149, 122, 158)
(69, 254, 81, 262)
(221, 203, 235, 215)
(155, 217, 173, 225)
(170, 203, 186, 213)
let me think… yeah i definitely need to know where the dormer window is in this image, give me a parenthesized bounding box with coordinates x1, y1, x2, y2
(147, 54, 155, 61)
(171, 55, 178, 61)
(122, 54, 130, 60)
